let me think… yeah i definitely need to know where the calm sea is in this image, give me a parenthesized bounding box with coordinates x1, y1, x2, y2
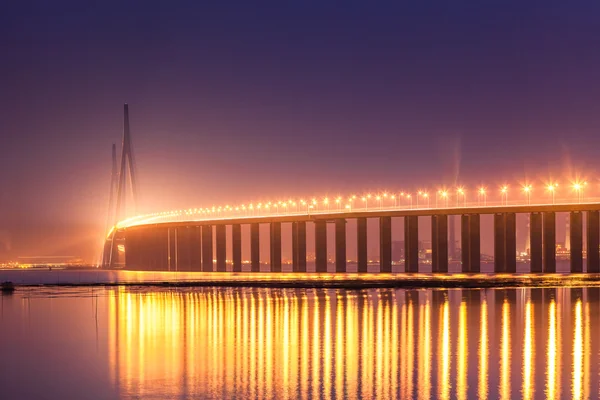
(1, 285, 599, 399)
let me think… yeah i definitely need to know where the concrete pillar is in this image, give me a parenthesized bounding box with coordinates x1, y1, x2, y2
(570, 212, 583, 273)
(494, 213, 506, 273)
(469, 214, 480, 273)
(357, 217, 368, 273)
(542, 212, 556, 273)
(432, 214, 448, 273)
(154, 227, 170, 271)
(315, 220, 328, 272)
(232, 224, 242, 272)
(587, 211, 600, 273)
(250, 223, 260, 272)
(168, 227, 177, 271)
(504, 213, 517, 273)
(177, 227, 194, 271)
(379, 216, 392, 273)
(461, 215, 470, 272)
(335, 219, 346, 273)
(404, 215, 419, 273)
(530, 213, 543, 273)
(292, 221, 307, 272)
(270, 222, 282, 272)
(461, 214, 480, 273)
(201, 225, 213, 272)
(124, 229, 139, 270)
(216, 224, 227, 272)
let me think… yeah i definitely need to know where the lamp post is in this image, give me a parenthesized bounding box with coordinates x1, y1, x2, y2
(478, 187, 487, 206)
(501, 185, 508, 205)
(522, 185, 532, 205)
(546, 183, 558, 205)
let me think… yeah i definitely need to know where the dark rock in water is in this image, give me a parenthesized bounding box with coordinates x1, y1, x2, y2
(1, 281, 15, 293)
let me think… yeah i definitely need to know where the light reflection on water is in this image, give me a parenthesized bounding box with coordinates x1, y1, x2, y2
(104, 287, 599, 399)
(2, 286, 600, 399)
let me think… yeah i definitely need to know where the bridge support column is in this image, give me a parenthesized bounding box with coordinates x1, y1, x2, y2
(335, 219, 346, 273)
(494, 213, 516, 273)
(201, 225, 213, 272)
(530, 213, 543, 273)
(357, 218, 368, 273)
(587, 211, 600, 273)
(461, 214, 480, 273)
(431, 214, 448, 273)
(570, 212, 583, 273)
(505, 213, 516, 272)
(292, 221, 306, 272)
(270, 222, 282, 272)
(177, 227, 194, 271)
(494, 214, 505, 272)
(124, 229, 140, 270)
(189, 227, 201, 271)
(404, 215, 419, 273)
(315, 220, 327, 272)
(250, 223, 260, 272)
(379, 216, 392, 273)
(542, 212, 556, 273)
(168, 228, 177, 271)
(232, 224, 242, 272)
(216, 225, 226, 272)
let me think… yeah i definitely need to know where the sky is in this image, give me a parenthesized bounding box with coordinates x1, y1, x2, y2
(1, 1, 600, 262)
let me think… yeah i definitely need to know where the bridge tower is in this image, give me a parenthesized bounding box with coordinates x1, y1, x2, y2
(104, 143, 118, 233)
(103, 104, 139, 268)
(115, 103, 139, 222)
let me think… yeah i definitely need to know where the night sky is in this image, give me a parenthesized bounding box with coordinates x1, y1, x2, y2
(1, 1, 600, 261)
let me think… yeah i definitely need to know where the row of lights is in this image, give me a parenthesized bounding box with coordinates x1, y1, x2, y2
(118, 180, 591, 228)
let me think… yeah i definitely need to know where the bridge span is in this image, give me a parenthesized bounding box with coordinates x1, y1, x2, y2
(103, 202, 600, 274)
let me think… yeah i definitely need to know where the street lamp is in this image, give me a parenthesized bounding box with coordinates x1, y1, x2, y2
(545, 183, 558, 204)
(422, 192, 430, 208)
(324, 197, 329, 211)
(335, 197, 342, 211)
(376, 195, 382, 209)
(522, 185, 532, 205)
(572, 181, 587, 203)
(457, 187, 466, 207)
(478, 187, 487, 206)
(501, 185, 508, 205)
(406, 193, 412, 208)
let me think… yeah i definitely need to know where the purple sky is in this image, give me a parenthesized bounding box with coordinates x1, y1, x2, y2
(1, 1, 600, 261)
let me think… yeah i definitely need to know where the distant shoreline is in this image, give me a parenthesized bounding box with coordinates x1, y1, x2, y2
(2, 269, 600, 289)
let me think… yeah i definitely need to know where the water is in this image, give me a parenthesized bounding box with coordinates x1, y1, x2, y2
(1, 286, 599, 399)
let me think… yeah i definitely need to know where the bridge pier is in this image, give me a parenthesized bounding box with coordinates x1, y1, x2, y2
(380, 216, 392, 273)
(124, 229, 139, 270)
(542, 212, 556, 273)
(216, 225, 226, 272)
(335, 219, 346, 273)
(404, 215, 419, 272)
(461, 214, 480, 273)
(315, 220, 327, 272)
(431, 214, 448, 273)
(168, 228, 177, 271)
(201, 225, 213, 272)
(292, 221, 306, 272)
(530, 213, 543, 273)
(250, 223, 260, 272)
(494, 213, 516, 273)
(587, 211, 599, 272)
(232, 224, 242, 272)
(357, 218, 368, 273)
(270, 222, 282, 272)
(570, 212, 583, 273)
(177, 226, 194, 271)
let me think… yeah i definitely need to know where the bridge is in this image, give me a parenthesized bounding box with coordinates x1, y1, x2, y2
(103, 200, 600, 274)
(102, 105, 600, 275)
